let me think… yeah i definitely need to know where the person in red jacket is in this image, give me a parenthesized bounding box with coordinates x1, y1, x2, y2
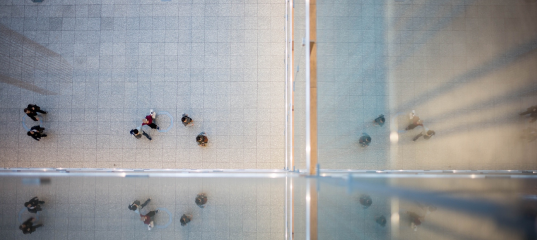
(142, 109, 160, 130)
(140, 210, 159, 230)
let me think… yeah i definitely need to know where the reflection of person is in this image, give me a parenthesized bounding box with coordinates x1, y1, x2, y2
(374, 114, 385, 126)
(359, 195, 372, 209)
(180, 214, 192, 226)
(24, 104, 47, 121)
(407, 211, 424, 231)
(19, 217, 43, 234)
(181, 114, 193, 126)
(376, 216, 387, 227)
(520, 105, 537, 123)
(521, 127, 537, 142)
(413, 127, 435, 141)
(196, 132, 208, 146)
(140, 210, 159, 230)
(142, 109, 160, 130)
(128, 198, 151, 214)
(195, 193, 208, 208)
(359, 133, 371, 147)
(27, 126, 47, 141)
(406, 110, 423, 130)
(25, 197, 45, 213)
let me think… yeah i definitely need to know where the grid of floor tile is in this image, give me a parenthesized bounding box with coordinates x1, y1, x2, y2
(0, 0, 286, 169)
(313, 0, 537, 170)
(0, 176, 285, 240)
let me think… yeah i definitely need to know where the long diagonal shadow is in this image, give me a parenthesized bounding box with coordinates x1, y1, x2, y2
(395, 38, 537, 114)
(0, 74, 57, 95)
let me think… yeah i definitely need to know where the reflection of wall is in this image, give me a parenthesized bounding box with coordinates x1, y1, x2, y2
(0, 24, 72, 95)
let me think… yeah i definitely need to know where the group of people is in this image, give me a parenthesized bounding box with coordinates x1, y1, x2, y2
(126, 193, 207, 231)
(358, 194, 387, 227)
(359, 111, 436, 147)
(24, 104, 210, 146)
(19, 197, 45, 234)
(520, 105, 537, 142)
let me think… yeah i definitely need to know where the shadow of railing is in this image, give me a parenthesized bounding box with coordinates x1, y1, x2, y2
(0, 24, 72, 95)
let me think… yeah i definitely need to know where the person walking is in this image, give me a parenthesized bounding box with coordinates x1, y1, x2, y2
(196, 132, 208, 146)
(142, 109, 160, 130)
(27, 126, 47, 141)
(406, 110, 424, 130)
(24, 197, 45, 213)
(413, 127, 436, 141)
(359, 195, 372, 209)
(520, 105, 537, 123)
(24, 104, 47, 121)
(195, 193, 208, 208)
(180, 214, 192, 226)
(130, 127, 152, 141)
(181, 114, 193, 126)
(359, 133, 371, 147)
(128, 198, 151, 214)
(376, 215, 387, 227)
(407, 211, 424, 231)
(19, 217, 43, 234)
(374, 114, 385, 126)
(140, 210, 159, 230)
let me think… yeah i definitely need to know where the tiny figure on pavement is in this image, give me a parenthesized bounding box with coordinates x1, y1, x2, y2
(181, 114, 193, 126)
(19, 217, 43, 234)
(27, 126, 47, 141)
(520, 105, 537, 123)
(195, 193, 208, 208)
(180, 214, 192, 226)
(130, 127, 152, 141)
(359, 133, 371, 147)
(140, 210, 159, 230)
(407, 211, 424, 231)
(374, 114, 385, 126)
(376, 215, 387, 227)
(521, 127, 537, 142)
(24, 197, 45, 213)
(359, 195, 372, 209)
(413, 127, 435, 141)
(406, 110, 423, 130)
(24, 104, 47, 121)
(196, 132, 208, 146)
(128, 198, 151, 214)
(142, 109, 160, 130)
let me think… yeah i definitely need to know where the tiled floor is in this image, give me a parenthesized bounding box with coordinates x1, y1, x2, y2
(0, 176, 285, 240)
(0, 0, 286, 169)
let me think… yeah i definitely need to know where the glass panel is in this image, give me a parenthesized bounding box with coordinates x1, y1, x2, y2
(293, 0, 307, 172)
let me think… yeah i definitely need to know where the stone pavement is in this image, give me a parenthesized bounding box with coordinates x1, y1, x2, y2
(0, 176, 285, 240)
(0, 0, 285, 169)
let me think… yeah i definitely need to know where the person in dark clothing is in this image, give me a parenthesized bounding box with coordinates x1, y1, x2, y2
(128, 198, 151, 214)
(359, 195, 372, 209)
(142, 109, 160, 130)
(181, 114, 193, 126)
(359, 133, 371, 147)
(413, 127, 435, 141)
(195, 193, 208, 208)
(180, 214, 192, 226)
(24, 197, 45, 213)
(521, 127, 537, 142)
(24, 104, 47, 121)
(196, 132, 208, 146)
(407, 211, 424, 231)
(520, 105, 537, 123)
(27, 126, 47, 141)
(130, 128, 152, 141)
(140, 210, 159, 230)
(374, 114, 385, 126)
(376, 215, 387, 227)
(19, 217, 43, 234)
